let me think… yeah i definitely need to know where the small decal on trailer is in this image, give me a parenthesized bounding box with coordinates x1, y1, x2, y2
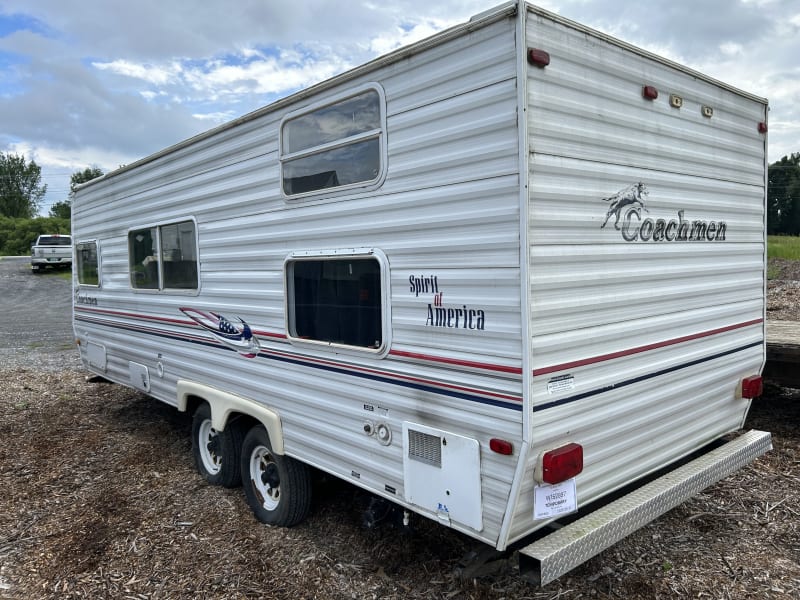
(180, 307, 261, 358)
(74, 288, 98, 306)
(409, 274, 487, 331)
(547, 374, 575, 395)
(533, 479, 577, 520)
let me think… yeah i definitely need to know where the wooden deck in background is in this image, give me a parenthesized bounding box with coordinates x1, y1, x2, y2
(766, 320, 800, 388)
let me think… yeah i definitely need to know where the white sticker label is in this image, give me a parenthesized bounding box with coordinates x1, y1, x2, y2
(547, 374, 575, 395)
(533, 479, 578, 520)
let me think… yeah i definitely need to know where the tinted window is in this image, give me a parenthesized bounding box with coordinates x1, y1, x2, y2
(281, 89, 383, 196)
(76, 241, 99, 286)
(129, 227, 159, 289)
(283, 139, 380, 195)
(283, 91, 381, 153)
(288, 257, 382, 349)
(129, 221, 198, 291)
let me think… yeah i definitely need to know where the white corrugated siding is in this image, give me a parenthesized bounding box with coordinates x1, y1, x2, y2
(505, 7, 767, 545)
(72, 14, 524, 545)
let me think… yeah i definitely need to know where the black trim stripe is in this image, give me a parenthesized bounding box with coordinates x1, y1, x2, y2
(533, 340, 763, 412)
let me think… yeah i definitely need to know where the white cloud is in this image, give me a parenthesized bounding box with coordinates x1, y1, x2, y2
(186, 55, 334, 97)
(191, 111, 237, 123)
(368, 20, 454, 56)
(92, 59, 179, 86)
(719, 42, 744, 57)
(140, 90, 169, 101)
(89, 48, 351, 107)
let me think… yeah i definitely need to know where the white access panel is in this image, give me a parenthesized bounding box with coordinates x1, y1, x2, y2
(86, 341, 107, 371)
(128, 361, 151, 393)
(402, 422, 483, 531)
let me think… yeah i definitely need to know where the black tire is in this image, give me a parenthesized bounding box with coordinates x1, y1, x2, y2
(241, 425, 311, 527)
(191, 402, 242, 488)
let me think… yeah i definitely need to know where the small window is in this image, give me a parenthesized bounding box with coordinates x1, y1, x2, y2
(129, 221, 198, 291)
(76, 241, 99, 286)
(281, 88, 385, 196)
(287, 256, 383, 349)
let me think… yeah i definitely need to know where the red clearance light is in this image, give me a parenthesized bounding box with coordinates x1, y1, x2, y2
(541, 443, 583, 485)
(490, 438, 513, 455)
(758, 122, 768, 134)
(741, 375, 763, 399)
(642, 85, 659, 100)
(527, 48, 550, 68)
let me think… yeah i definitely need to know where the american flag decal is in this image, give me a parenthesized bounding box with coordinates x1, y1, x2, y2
(179, 307, 260, 358)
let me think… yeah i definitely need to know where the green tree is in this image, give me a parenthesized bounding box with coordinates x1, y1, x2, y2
(0, 215, 69, 255)
(0, 153, 47, 218)
(46, 166, 104, 221)
(768, 153, 800, 235)
(49, 200, 72, 219)
(70, 166, 104, 195)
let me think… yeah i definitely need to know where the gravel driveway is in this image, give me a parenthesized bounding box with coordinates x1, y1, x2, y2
(0, 257, 80, 371)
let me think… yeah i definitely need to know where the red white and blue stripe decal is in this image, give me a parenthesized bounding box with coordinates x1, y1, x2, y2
(75, 306, 763, 414)
(74, 306, 524, 411)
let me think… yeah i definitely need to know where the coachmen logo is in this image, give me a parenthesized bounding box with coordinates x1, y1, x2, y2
(600, 183, 727, 242)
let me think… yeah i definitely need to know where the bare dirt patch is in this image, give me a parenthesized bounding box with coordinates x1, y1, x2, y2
(1, 257, 799, 599)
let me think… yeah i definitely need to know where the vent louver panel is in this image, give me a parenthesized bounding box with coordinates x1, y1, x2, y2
(408, 429, 442, 467)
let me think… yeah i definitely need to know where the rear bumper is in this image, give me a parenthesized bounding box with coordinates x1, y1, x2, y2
(518, 429, 772, 586)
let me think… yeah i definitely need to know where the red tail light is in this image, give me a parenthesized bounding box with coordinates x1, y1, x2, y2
(527, 48, 550, 68)
(540, 443, 583, 484)
(642, 85, 659, 100)
(490, 438, 513, 455)
(741, 375, 763, 399)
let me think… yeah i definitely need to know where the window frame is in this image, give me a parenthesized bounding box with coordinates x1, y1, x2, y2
(127, 218, 200, 295)
(284, 247, 391, 356)
(279, 84, 388, 200)
(75, 239, 101, 288)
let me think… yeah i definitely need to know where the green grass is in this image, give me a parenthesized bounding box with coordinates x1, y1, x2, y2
(768, 235, 800, 260)
(767, 263, 781, 280)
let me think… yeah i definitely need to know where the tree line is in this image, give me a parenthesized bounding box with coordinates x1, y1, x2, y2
(0, 152, 102, 255)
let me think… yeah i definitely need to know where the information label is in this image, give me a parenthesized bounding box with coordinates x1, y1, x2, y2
(547, 374, 575, 395)
(533, 478, 578, 520)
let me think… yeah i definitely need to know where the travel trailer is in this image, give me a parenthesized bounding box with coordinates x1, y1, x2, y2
(71, 2, 771, 585)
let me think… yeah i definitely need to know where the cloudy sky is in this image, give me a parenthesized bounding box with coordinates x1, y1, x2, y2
(1, 0, 798, 215)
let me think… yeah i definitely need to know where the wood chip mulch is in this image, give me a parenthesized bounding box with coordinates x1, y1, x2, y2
(2, 371, 798, 600)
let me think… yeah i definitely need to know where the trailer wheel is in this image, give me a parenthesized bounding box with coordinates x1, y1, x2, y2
(191, 402, 242, 488)
(241, 425, 311, 527)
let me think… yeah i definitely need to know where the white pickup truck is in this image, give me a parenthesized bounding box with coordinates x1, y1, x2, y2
(31, 234, 73, 272)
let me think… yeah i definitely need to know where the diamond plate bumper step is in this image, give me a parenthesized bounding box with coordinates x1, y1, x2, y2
(518, 429, 772, 586)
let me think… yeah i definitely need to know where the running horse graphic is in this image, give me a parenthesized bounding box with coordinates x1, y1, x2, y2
(600, 182, 650, 230)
